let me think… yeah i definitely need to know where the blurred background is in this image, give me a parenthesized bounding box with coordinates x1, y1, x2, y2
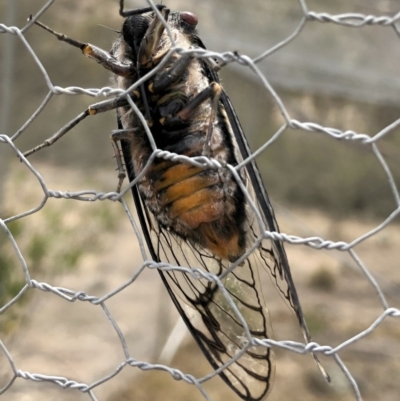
(0, 0, 400, 400)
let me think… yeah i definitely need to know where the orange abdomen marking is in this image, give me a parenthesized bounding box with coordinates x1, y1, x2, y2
(153, 162, 224, 227)
(147, 161, 243, 260)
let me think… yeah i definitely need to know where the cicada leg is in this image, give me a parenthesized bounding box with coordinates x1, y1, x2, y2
(158, 82, 222, 156)
(23, 93, 139, 192)
(28, 17, 135, 77)
(23, 94, 139, 158)
(110, 125, 139, 192)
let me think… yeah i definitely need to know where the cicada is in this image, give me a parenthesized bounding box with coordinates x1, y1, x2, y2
(25, 2, 328, 400)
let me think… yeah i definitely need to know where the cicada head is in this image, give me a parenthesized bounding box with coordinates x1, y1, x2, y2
(120, 7, 199, 69)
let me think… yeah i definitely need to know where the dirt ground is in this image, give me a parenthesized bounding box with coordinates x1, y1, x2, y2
(0, 163, 399, 401)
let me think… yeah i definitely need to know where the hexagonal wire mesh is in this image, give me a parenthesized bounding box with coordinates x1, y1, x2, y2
(1, 0, 400, 400)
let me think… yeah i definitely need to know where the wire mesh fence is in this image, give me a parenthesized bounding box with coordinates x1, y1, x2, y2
(1, 0, 400, 400)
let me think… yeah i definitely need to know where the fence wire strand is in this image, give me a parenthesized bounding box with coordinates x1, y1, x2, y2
(1, 0, 399, 400)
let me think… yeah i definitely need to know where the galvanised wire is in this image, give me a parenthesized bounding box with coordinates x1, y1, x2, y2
(1, 0, 400, 400)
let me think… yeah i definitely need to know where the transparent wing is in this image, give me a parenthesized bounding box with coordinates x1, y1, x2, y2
(219, 90, 329, 383)
(148, 202, 276, 401)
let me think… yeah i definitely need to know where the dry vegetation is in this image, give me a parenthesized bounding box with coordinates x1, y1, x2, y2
(1, 1, 400, 401)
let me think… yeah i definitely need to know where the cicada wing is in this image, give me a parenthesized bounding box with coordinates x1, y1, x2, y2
(219, 90, 330, 382)
(150, 214, 276, 401)
(215, 86, 306, 323)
